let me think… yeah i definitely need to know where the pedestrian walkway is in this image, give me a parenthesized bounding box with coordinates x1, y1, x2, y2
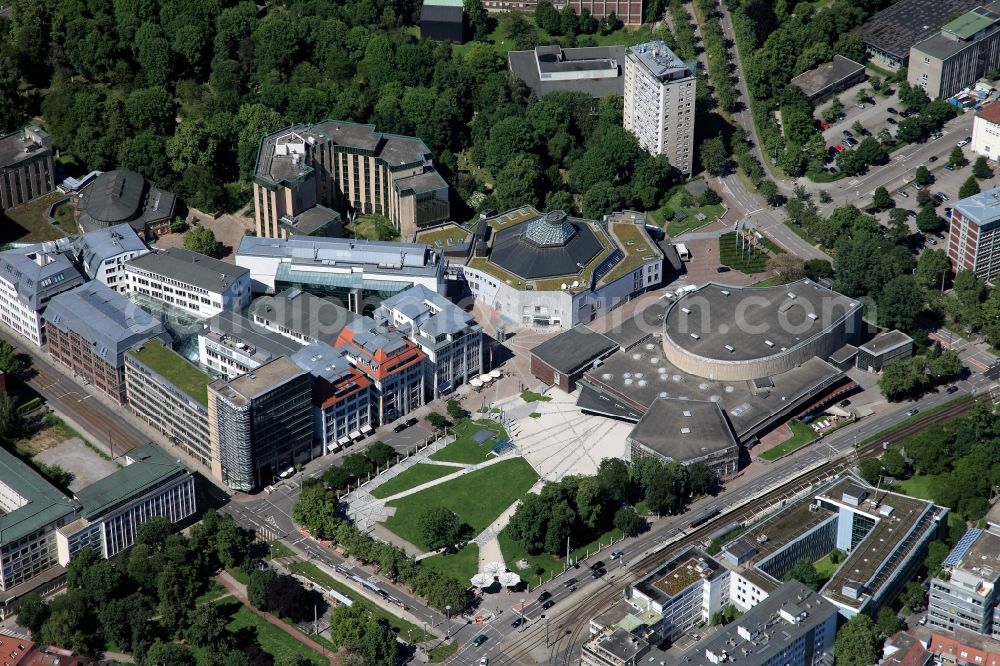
(473, 479, 544, 574)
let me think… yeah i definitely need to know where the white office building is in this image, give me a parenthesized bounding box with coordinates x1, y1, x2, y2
(623, 40, 696, 173)
(124, 248, 251, 319)
(73, 224, 150, 292)
(0, 242, 85, 346)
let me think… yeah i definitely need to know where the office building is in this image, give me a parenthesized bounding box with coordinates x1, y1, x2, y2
(252, 121, 450, 240)
(0, 243, 86, 346)
(623, 41, 696, 173)
(790, 55, 867, 105)
(909, 5, 1000, 99)
(75, 169, 176, 240)
(928, 525, 1000, 637)
(858, 0, 981, 70)
(464, 208, 664, 329)
(972, 102, 1000, 160)
(335, 318, 426, 425)
(208, 357, 314, 491)
(236, 235, 446, 314)
(856, 330, 914, 372)
(198, 310, 303, 379)
(377, 284, 483, 399)
(948, 186, 1000, 281)
(482, 0, 642, 23)
(290, 342, 373, 453)
(508, 45, 626, 98)
(43, 282, 169, 405)
(124, 248, 251, 318)
(125, 340, 212, 467)
(0, 125, 55, 212)
(248, 288, 359, 346)
(421, 0, 466, 42)
(57, 444, 197, 562)
(72, 224, 149, 292)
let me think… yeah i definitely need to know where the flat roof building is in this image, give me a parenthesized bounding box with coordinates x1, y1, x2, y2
(248, 288, 359, 347)
(790, 55, 867, 104)
(199, 310, 304, 380)
(948, 185, 1000, 281)
(420, 0, 466, 42)
(124, 248, 251, 318)
(0, 242, 86, 346)
(857, 0, 982, 69)
(972, 102, 1000, 162)
(290, 342, 373, 453)
(0, 125, 55, 212)
(929, 525, 1000, 637)
(908, 3, 1000, 99)
(857, 329, 914, 372)
(72, 224, 149, 292)
(481, 0, 643, 24)
(76, 169, 176, 240)
(508, 45, 625, 98)
(530, 325, 619, 393)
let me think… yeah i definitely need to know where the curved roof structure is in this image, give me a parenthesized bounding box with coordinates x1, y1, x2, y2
(489, 213, 603, 280)
(83, 170, 145, 223)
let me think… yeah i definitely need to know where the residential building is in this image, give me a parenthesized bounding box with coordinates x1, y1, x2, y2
(21, 645, 87, 666)
(236, 235, 446, 314)
(881, 632, 933, 666)
(0, 125, 55, 212)
(948, 186, 1000, 281)
(252, 121, 450, 240)
(57, 444, 197, 562)
(790, 55, 867, 105)
(377, 284, 483, 399)
(125, 340, 212, 467)
(76, 169, 176, 240)
(856, 330, 914, 372)
(530, 325, 619, 392)
(208, 356, 314, 491)
(972, 102, 1000, 160)
(124, 248, 251, 318)
(421, 0, 466, 42)
(463, 208, 664, 329)
(43, 282, 169, 405)
(508, 45, 626, 98)
(290, 342, 373, 453)
(929, 631, 1000, 665)
(909, 4, 1000, 99)
(0, 243, 86, 346)
(622, 41, 695, 173)
(72, 224, 149, 292)
(481, 0, 642, 23)
(858, 0, 982, 70)
(0, 634, 32, 666)
(248, 288, 359, 346)
(198, 310, 303, 379)
(335, 317, 426, 425)
(928, 525, 1000, 637)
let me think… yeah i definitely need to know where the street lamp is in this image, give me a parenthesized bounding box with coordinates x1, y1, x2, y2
(519, 597, 525, 631)
(445, 605, 452, 638)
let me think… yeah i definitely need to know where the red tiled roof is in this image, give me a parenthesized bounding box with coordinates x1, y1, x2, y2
(977, 102, 1000, 126)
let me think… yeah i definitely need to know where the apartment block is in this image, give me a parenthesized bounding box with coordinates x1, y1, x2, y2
(377, 284, 483, 400)
(929, 526, 1000, 638)
(124, 248, 251, 318)
(253, 121, 450, 240)
(335, 317, 426, 425)
(208, 357, 314, 491)
(0, 243, 86, 346)
(972, 103, 1000, 161)
(125, 340, 212, 467)
(0, 125, 55, 212)
(72, 224, 149, 292)
(290, 342, 373, 453)
(909, 5, 1000, 99)
(623, 41, 696, 173)
(948, 186, 1000, 281)
(43, 282, 169, 405)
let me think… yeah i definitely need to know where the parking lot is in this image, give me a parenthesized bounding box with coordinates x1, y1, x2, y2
(819, 80, 902, 151)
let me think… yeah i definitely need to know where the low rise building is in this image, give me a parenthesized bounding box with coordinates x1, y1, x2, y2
(208, 357, 314, 491)
(248, 288, 359, 346)
(377, 284, 483, 399)
(929, 525, 1000, 638)
(856, 330, 914, 372)
(43, 282, 169, 405)
(76, 169, 176, 240)
(881, 632, 933, 666)
(124, 248, 250, 319)
(790, 55, 867, 104)
(530, 325, 620, 393)
(0, 243, 86, 346)
(972, 102, 1000, 161)
(0, 125, 55, 212)
(508, 45, 625, 98)
(125, 340, 212, 467)
(858, 0, 981, 70)
(929, 630, 1000, 665)
(420, 0, 466, 42)
(198, 310, 303, 379)
(482, 0, 642, 23)
(948, 186, 1000, 281)
(72, 224, 149, 292)
(908, 4, 1000, 99)
(290, 342, 373, 453)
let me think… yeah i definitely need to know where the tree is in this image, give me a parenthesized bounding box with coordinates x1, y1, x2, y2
(927, 350, 963, 379)
(767, 254, 805, 283)
(783, 558, 824, 590)
(949, 145, 966, 167)
(700, 136, 730, 176)
(973, 155, 992, 179)
(834, 614, 882, 666)
(575, 477, 608, 529)
(426, 412, 449, 430)
(465, 0, 491, 40)
(247, 568, 275, 611)
(916, 205, 941, 234)
(851, 120, 865, 135)
(899, 581, 927, 613)
(613, 506, 642, 537)
(758, 180, 780, 206)
(872, 186, 892, 210)
(493, 154, 544, 211)
(916, 249, 950, 290)
(821, 97, 844, 123)
(597, 458, 631, 501)
(878, 275, 925, 333)
(0, 339, 24, 376)
(183, 225, 219, 256)
(876, 607, 901, 638)
(141, 642, 196, 666)
(925, 540, 950, 574)
(803, 258, 833, 282)
(543, 501, 576, 555)
(185, 604, 231, 649)
(418, 506, 463, 550)
(644, 468, 678, 516)
(100, 592, 156, 656)
(915, 165, 932, 185)
(0, 393, 18, 439)
(16, 592, 50, 636)
(292, 482, 339, 539)
(266, 575, 312, 622)
(506, 493, 549, 554)
(917, 187, 932, 206)
(157, 563, 199, 637)
(365, 441, 397, 468)
(535, 0, 561, 33)
(446, 399, 468, 422)
(136, 516, 174, 551)
(879, 358, 926, 401)
(959, 176, 981, 199)
(880, 448, 909, 478)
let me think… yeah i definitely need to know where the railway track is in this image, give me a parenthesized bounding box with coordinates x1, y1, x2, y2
(491, 395, 977, 666)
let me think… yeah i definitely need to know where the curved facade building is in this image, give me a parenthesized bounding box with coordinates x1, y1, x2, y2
(77, 169, 176, 240)
(661, 280, 863, 381)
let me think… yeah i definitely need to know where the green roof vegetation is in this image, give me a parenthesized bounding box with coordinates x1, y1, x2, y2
(944, 10, 996, 40)
(600, 222, 660, 285)
(415, 225, 471, 248)
(130, 339, 210, 407)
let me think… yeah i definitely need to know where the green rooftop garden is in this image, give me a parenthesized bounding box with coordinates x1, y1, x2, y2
(415, 225, 471, 248)
(600, 222, 660, 285)
(130, 340, 210, 407)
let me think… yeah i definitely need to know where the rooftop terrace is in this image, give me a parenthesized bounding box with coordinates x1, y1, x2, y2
(129, 340, 210, 407)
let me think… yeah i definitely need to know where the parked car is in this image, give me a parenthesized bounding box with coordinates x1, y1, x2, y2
(392, 423, 407, 433)
(716, 266, 730, 273)
(928, 238, 938, 245)
(835, 144, 846, 152)
(844, 137, 859, 147)
(919, 615, 927, 626)
(480, 658, 489, 666)
(946, 385, 959, 394)
(958, 137, 971, 147)
(886, 117, 897, 125)
(897, 190, 909, 198)
(944, 164, 955, 171)
(887, 107, 898, 114)
(405, 417, 418, 427)
(855, 102, 865, 109)
(819, 120, 830, 129)
(842, 129, 853, 137)
(900, 109, 913, 118)
(936, 192, 950, 201)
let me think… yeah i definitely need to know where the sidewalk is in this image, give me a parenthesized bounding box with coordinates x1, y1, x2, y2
(214, 570, 341, 665)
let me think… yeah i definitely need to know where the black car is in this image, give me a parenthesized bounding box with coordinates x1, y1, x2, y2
(392, 423, 406, 433)
(716, 266, 730, 273)
(405, 417, 418, 427)
(842, 129, 853, 138)
(511, 618, 525, 628)
(592, 568, 607, 579)
(538, 591, 552, 602)
(929, 155, 938, 162)
(564, 577, 578, 588)
(542, 600, 555, 610)
(946, 385, 959, 394)
(887, 107, 898, 114)
(900, 109, 913, 118)
(590, 561, 605, 571)
(886, 117, 896, 125)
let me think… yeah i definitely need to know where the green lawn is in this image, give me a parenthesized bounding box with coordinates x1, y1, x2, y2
(268, 541, 296, 559)
(650, 189, 726, 235)
(129, 339, 210, 407)
(420, 543, 480, 583)
(430, 420, 508, 465)
(520, 390, 551, 403)
(346, 214, 398, 241)
(498, 526, 623, 584)
(750, 277, 782, 288)
(759, 420, 816, 461)
(891, 474, 939, 500)
(51, 199, 79, 235)
(453, 15, 660, 58)
(286, 560, 432, 643)
(427, 642, 459, 663)
(370, 464, 457, 499)
(227, 567, 251, 585)
(384, 458, 538, 550)
(195, 580, 229, 605)
(813, 552, 841, 580)
(0, 192, 67, 243)
(205, 598, 326, 666)
(718, 232, 771, 274)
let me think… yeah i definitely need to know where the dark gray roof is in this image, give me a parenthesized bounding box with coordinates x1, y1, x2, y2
(790, 55, 866, 100)
(127, 248, 248, 293)
(857, 0, 981, 60)
(74, 224, 148, 280)
(0, 447, 78, 546)
(379, 284, 478, 342)
(248, 288, 359, 343)
(421, 4, 463, 21)
(289, 341, 353, 382)
(280, 205, 342, 236)
(0, 125, 51, 170)
(489, 215, 604, 280)
(626, 41, 693, 80)
(81, 170, 144, 223)
(393, 169, 448, 195)
(531, 325, 618, 375)
(209, 356, 307, 405)
(43, 282, 167, 366)
(829, 343, 858, 364)
(508, 45, 626, 98)
(204, 310, 303, 360)
(628, 398, 738, 462)
(859, 329, 913, 355)
(341, 316, 410, 357)
(0, 243, 86, 310)
(602, 300, 668, 350)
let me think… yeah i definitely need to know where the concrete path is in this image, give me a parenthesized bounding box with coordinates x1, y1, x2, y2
(474, 479, 545, 574)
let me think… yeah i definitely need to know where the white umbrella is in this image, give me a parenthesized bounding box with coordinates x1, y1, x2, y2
(484, 561, 505, 575)
(471, 573, 493, 588)
(498, 571, 521, 587)
(490, 369, 502, 379)
(470, 378, 483, 388)
(479, 373, 493, 384)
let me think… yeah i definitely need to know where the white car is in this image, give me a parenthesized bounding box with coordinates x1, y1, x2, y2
(958, 138, 971, 147)
(480, 658, 489, 666)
